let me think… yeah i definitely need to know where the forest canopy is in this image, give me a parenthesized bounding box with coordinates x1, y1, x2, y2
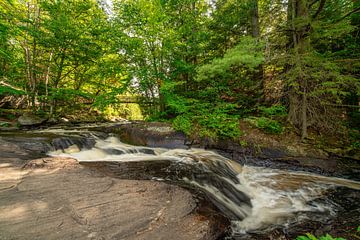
(0, 0, 359, 144)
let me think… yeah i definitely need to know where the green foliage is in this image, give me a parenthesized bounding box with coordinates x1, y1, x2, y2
(92, 86, 129, 110)
(0, 0, 359, 145)
(239, 140, 248, 147)
(282, 48, 358, 134)
(0, 86, 25, 95)
(5, 113, 16, 120)
(102, 104, 143, 121)
(171, 102, 242, 139)
(296, 233, 346, 240)
(258, 105, 287, 117)
(195, 37, 264, 110)
(196, 37, 264, 82)
(173, 112, 242, 140)
(206, 0, 253, 56)
(349, 130, 360, 152)
(161, 81, 194, 114)
(245, 116, 283, 134)
(162, 37, 264, 139)
(49, 88, 93, 101)
(0, 122, 10, 127)
(0, 0, 119, 117)
(173, 115, 192, 135)
(195, 111, 242, 139)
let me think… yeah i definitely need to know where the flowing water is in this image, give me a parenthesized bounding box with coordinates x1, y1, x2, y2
(47, 134, 360, 236)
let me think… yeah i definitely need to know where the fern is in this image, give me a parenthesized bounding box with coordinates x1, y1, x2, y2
(296, 233, 346, 240)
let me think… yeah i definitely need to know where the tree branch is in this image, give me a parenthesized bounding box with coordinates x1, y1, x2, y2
(309, 0, 320, 8)
(334, 6, 360, 23)
(312, 0, 326, 19)
(0, 81, 23, 91)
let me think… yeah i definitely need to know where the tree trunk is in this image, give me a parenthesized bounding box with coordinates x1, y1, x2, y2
(24, 1, 41, 112)
(50, 49, 66, 117)
(249, 0, 264, 103)
(45, 50, 53, 110)
(301, 88, 308, 141)
(250, 0, 260, 38)
(288, 0, 310, 141)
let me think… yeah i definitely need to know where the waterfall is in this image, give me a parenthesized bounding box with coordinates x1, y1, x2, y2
(49, 135, 360, 234)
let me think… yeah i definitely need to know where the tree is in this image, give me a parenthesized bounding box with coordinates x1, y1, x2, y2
(284, 0, 359, 140)
(38, 0, 108, 115)
(0, 0, 25, 94)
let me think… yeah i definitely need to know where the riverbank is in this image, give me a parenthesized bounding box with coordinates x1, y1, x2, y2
(115, 121, 360, 181)
(1, 108, 358, 161)
(2, 117, 359, 178)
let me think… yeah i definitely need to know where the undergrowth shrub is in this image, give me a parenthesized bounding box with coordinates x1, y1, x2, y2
(245, 116, 283, 134)
(173, 115, 192, 135)
(296, 233, 345, 240)
(258, 105, 287, 117)
(171, 103, 242, 139)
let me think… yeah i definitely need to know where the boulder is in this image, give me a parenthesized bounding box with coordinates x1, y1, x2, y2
(17, 114, 46, 126)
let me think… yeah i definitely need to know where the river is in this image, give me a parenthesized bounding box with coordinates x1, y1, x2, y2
(1, 123, 359, 239)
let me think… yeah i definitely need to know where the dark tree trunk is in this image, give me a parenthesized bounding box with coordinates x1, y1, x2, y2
(250, 0, 260, 38)
(250, 0, 264, 103)
(287, 0, 310, 141)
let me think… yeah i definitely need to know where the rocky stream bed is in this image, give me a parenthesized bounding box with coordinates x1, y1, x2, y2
(0, 122, 359, 240)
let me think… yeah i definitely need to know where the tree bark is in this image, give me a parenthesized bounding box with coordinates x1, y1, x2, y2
(249, 0, 264, 103)
(250, 0, 260, 38)
(288, 0, 310, 141)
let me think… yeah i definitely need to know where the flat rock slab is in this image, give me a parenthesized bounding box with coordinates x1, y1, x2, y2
(0, 157, 215, 240)
(17, 114, 46, 127)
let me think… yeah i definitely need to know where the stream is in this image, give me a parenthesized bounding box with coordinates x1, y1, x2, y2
(1, 123, 360, 239)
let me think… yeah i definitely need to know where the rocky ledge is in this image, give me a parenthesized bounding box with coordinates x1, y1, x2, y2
(0, 138, 226, 240)
(115, 122, 360, 181)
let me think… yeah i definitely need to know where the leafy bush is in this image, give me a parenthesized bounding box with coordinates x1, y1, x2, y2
(6, 113, 16, 120)
(195, 112, 242, 139)
(194, 37, 264, 113)
(349, 130, 360, 151)
(245, 116, 283, 134)
(171, 103, 242, 139)
(173, 112, 242, 139)
(160, 37, 265, 140)
(173, 115, 192, 135)
(258, 105, 287, 117)
(102, 104, 143, 121)
(0, 85, 25, 95)
(196, 37, 264, 83)
(0, 122, 10, 127)
(50, 88, 93, 101)
(296, 233, 345, 240)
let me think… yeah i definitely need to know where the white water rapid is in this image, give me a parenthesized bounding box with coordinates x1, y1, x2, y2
(49, 136, 360, 234)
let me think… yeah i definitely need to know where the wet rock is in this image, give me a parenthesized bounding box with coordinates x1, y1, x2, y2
(138, 148, 156, 155)
(116, 122, 187, 149)
(47, 117, 58, 124)
(0, 156, 226, 240)
(64, 144, 80, 153)
(103, 148, 126, 155)
(18, 114, 46, 126)
(60, 117, 70, 123)
(147, 126, 174, 133)
(0, 126, 19, 131)
(51, 136, 96, 151)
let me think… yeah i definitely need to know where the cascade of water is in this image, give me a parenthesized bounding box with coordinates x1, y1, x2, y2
(48, 136, 360, 233)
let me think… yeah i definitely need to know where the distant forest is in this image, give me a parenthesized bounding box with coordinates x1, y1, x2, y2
(0, 0, 359, 144)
